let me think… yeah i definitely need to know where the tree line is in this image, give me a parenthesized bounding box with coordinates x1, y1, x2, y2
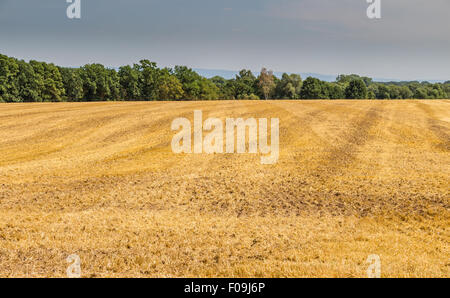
(1, 53, 449, 102)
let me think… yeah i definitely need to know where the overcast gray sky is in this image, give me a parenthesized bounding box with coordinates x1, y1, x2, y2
(0, 0, 449, 81)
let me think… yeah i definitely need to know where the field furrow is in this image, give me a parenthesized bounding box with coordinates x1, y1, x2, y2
(0, 100, 448, 277)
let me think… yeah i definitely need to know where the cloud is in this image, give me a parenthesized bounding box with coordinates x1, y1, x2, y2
(263, 0, 450, 43)
(0, 0, 448, 80)
(0, 0, 9, 12)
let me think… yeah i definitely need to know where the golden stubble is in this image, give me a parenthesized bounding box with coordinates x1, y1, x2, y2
(0, 100, 448, 277)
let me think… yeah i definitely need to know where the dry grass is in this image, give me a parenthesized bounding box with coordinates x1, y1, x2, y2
(0, 100, 448, 277)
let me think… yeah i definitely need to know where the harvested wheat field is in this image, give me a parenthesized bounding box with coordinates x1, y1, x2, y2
(0, 100, 448, 277)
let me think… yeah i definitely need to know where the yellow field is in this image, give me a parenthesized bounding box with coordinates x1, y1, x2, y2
(0, 100, 448, 278)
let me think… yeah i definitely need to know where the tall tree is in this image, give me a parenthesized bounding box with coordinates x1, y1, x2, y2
(300, 77, 327, 99)
(0, 54, 20, 102)
(79, 64, 120, 101)
(275, 73, 302, 99)
(258, 68, 275, 100)
(137, 60, 160, 100)
(118, 65, 141, 100)
(375, 84, 391, 99)
(157, 69, 184, 100)
(174, 66, 204, 100)
(345, 79, 368, 99)
(234, 69, 257, 99)
(30, 60, 65, 101)
(325, 82, 344, 99)
(1, 52, 447, 102)
(60, 67, 83, 101)
(399, 86, 413, 99)
(337, 74, 372, 86)
(18, 60, 40, 102)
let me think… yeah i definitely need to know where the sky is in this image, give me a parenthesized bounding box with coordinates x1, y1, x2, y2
(0, 0, 449, 81)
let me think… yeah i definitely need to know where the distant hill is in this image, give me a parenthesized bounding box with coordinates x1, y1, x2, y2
(194, 68, 337, 82)
(193, 68, 446, 83)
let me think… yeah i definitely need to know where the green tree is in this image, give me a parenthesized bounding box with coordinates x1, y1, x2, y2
(345, 79, 367, 99)
(118, 65, 141, 100)
(174, 66, 203, 100)
(210, 76, 235, 99)
(430, 84, 446, 99)
(137, 60, 160, 100)
(325, 82, 344, 99)
(257, 68, 275, 100)
(337, 74, 372, 86)
(275, 73, 302, 99)
(157, 69, 184, 100)
(60, 67, 83, 101)
(79, 64, 120, 101)
(0, 54, 20, 102)
(375, 84, 391, 99)
(198, 79, 221, 100)
(18, 60, 40, 102)
(388, 85, 402, 99)
(300, 77, 327, 99)
(2, 52, 447, 102)
(210, 76, 227, 89)
(30, 61, 65, 101)
(174, 66, 221, 100)
(235, 69, 257, 99)
(221, 79, 238, 99)
(399, 86, 413, 99)
(414, 87, 428, 99)
(443, 82, 450, 98)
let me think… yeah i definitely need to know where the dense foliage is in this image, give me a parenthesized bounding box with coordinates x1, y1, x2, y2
(1, 54, 449, 102)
